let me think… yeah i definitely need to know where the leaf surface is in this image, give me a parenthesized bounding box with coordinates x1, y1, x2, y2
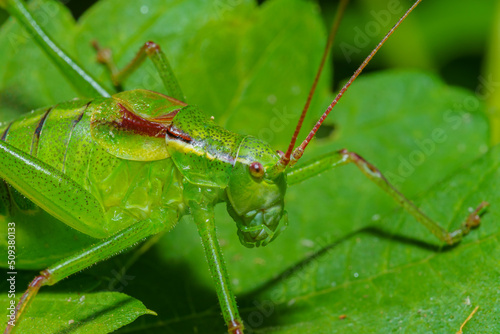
(2, 290, 154, 333)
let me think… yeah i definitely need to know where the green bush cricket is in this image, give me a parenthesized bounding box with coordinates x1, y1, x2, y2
(0, 0, 492, 333)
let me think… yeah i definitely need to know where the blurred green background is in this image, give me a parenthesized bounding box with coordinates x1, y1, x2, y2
(74, 0, 496, 92)
(1, 0, 495, 91)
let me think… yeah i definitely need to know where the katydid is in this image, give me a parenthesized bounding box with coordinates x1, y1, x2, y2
(0, 0, 490, 333)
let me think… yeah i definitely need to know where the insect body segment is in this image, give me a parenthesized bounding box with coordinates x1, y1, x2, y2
(0, 95, 184, 239)
(91, 89, 185, 161)
(164, 105, 289, 247)
(226, 136, 288, 247)
(165, 105, 245, 188)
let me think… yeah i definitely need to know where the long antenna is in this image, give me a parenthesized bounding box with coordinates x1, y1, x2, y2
(268, 0, 423, 178)
(288, 0, 422, 166)
(282, 0, 350, 166)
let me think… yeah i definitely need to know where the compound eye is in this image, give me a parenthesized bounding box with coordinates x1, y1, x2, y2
(249, 162, 265, 179)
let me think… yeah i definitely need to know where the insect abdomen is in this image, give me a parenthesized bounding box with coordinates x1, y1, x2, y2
(0, 98, 184, 234)
(0, 99, 91, 217)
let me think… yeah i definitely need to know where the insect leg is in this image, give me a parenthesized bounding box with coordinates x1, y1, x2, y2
(190, 201, 243, 334)
(287, 149, 488, 245)
(5, 218, 166, 334)
(0, 0, 111, 98)
(92, 41, 185, 102)
(0, 140, 108, 238)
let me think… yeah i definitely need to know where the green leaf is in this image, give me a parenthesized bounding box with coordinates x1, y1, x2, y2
(0, 0, 78, 120)
(2, 291, 155, 333)
(0, 0, 497, 333)
(484, 1, 500, 144)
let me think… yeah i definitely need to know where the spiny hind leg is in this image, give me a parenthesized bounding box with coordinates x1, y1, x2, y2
(5, 219, 166, 334)
(0, 140, 108, 238)
(287, 148, 488, 245)
(92, 41, 185, 102)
